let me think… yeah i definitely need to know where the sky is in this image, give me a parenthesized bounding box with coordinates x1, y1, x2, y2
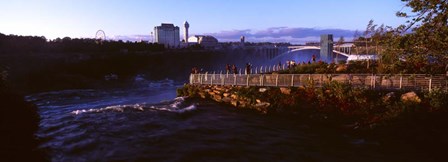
(0, 0, 410, 43)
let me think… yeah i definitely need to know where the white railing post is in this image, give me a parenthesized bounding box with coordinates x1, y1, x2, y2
(348, 74, 351, 84)
(429, 76, 432, 91)
(233, 74, 237, 85)
(399, 75, 403, 89)
(275, 74, 279, 86)
(373, 74, 376, 89)
(291, 74, 294, 87)
(260, 75, 263, 86)
(222, 74, 225, 85)
(200, 74, 203, 84)
(211, 74, 213, 85)
(320, 74, 323, 86)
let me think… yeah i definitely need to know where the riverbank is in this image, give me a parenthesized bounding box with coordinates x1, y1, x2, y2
(0, 91, 47, 161)
(177, 82, 448, 128)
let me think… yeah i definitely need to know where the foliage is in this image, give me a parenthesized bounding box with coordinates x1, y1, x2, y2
(278, 62, 336, 74)
(177, 84, 201, 97)
(0, 33, 165, 53)
(353, 1, 448, 74)
(346, 60, 378, 73)
(424, 87, 448, 112)
(0, 65, 7, 92)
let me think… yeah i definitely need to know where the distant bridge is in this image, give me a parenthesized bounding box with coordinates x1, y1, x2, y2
(286, 46, 351, 57)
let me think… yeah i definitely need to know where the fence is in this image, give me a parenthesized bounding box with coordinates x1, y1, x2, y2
(190, 73, 448, 91)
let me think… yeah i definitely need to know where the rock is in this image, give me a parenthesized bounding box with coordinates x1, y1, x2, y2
(336, 65, 347, 72)
(231, 94, 238, 99)
(213, 90, 221, 94)
(198, 92, 207, 99)
(298, 86, 306, 90)
(401, 92, 421, 104)
(223, 93, 230, 97)
(239, 101, 248, 108)
(254, 102, 270, 114)
(231, 100, 238, 107)
(382, 92, 395, 103)
(256, 99, 262, 103)
(259, 88, 268, 93)
(204, 89, 211, 92)
(222, 97, 232, 103)
(208, 92, 216, 96)
(280, 87, 291, 95)
(212, 94, 222, 102)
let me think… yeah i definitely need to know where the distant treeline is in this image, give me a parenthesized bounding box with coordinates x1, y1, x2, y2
(0, 33, 165, 53)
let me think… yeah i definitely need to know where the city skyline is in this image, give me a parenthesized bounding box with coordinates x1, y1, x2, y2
(1, 0, 409, 43)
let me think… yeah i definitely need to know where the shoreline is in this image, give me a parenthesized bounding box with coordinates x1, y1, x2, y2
(177, 82, 448, 129)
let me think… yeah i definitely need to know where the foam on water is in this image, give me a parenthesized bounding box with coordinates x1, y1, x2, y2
(70, 96, 196, 115)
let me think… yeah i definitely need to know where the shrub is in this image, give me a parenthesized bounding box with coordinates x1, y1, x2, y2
(424, 88, 448, 112)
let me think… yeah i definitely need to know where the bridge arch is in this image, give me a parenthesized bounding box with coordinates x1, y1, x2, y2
(289, 47, 350, 57)
(270, 47, 349, 64)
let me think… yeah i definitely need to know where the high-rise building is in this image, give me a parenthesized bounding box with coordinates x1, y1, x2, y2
(184, 21, 189, 46)
(154, 23, 180, 48)
(320, 34, 333, 62)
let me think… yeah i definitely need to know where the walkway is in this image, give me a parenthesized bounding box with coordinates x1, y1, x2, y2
(190, 73, 448, 91)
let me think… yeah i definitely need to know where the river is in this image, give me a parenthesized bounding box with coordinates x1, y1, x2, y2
(26, 79, 437, 161)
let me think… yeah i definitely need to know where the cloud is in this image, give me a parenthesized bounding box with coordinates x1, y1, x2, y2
(109, 27, 356, 44)
(205, 29, 252, 39)
(109, 35, 152, 42)
(205, 27, 356, 44)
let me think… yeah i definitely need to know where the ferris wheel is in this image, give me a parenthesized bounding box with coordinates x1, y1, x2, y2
(95, 30, 106, 43)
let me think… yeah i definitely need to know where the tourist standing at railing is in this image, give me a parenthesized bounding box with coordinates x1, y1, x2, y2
(232, 64, 238, 74)
(225, 64, 230, 74)
(191, 67, 199, 74)
(245, 63, 251, 75)
(312, 54, 316, 62)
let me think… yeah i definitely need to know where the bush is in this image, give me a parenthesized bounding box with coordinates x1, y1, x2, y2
(424, 88, 448, 112)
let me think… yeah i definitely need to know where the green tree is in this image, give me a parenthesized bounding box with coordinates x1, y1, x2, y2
(396, 0, 448, 72)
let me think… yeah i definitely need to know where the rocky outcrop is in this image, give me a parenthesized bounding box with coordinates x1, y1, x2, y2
(401, 91, 421, 104)
(280, 87, 291, 95)
(180, 85, 272, 114)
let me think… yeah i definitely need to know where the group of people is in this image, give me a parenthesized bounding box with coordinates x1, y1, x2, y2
(225, 63, 251, 74)
(191, 66, 200, 74)
(192, 54, 320, 75)
(285, 54, 318, 69)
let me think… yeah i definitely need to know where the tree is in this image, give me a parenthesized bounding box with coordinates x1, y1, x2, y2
(396, 0, 448, 69)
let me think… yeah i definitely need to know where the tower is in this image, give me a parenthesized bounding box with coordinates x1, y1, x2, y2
(184, 21, 190, 46)
(320, 34, 333, 62)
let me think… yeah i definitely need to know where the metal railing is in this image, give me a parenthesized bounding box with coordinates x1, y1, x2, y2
(190, 73, 448, 91)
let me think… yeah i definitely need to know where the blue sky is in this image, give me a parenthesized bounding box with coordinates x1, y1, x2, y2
(0, 0, 409, 43)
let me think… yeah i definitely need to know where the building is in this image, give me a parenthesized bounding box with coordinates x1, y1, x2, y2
(320, 34, 333, 62)
(188, 35, 219, 48)
(240, 36, 245, 46)
(154, 23, 180, 48)
(183, 21, 189, 46)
